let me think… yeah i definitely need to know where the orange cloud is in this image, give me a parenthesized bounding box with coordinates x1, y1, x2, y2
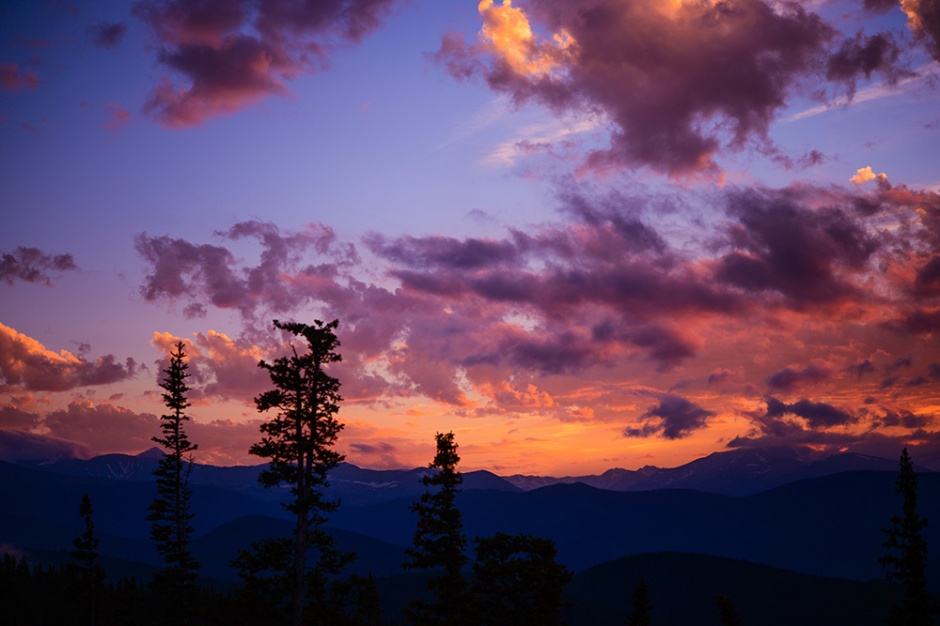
(0, 323, 138, 392)
(850, 165, 889, 186)
(477, 0, 572, 76)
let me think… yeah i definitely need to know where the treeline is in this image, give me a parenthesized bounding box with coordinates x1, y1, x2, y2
(3, 318, 937, 625)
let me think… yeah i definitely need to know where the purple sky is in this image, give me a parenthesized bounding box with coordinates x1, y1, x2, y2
(1, 0, 939, 475)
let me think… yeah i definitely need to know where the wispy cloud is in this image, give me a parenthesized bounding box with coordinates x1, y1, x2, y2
(786, 61, 940, 122)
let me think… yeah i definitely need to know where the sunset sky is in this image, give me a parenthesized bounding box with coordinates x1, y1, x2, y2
(2, 0, 939, 476)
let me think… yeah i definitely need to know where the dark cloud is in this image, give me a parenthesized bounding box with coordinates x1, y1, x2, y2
(847, 359, 876, 380)
(766, 364, 832, 391)
(887, 308, 940, 335)
(86, 21, 127, 49)
(1, 246, 76, 286)
(135, 0, 403, 127)
(624, 394, 713, 440)
(763, 396, 857, 429)
(915, 255, 940, 298)
(714, 187, 878, 307)
(826, 32, 902, 96)
(364, 233, 520, 270)
(876, 408, 933, 430)
(438, 0, 835, 177)
(0, 323, 138, 392)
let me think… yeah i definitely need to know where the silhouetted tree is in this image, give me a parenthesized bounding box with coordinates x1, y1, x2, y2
(70, 492, 106, 625)
(146, 341, 199, 621)
(625, 577, 653, 626)
(236, 319, 351, 626)
(468, 532, 571, 625)
(715, 595, 743, 626)
(403, 431, 468, 625)
(880, 447, 935, 626)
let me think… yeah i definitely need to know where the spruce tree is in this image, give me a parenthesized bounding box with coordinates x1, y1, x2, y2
(468, 532, 572, 625)
(147, 340, 199, 620)
(625, 577, 653, 626)
(70, 492, 106, 626)
(403, 431, 468, 625)
(880, 447, 935, 626)
(715, 595, 743, 626)
(236, 319, 351, 626)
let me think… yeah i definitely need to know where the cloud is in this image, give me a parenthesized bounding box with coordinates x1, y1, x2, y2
(1, 246, 77, 286)
(850, 165, 889, 187)
(437, 0, 841, 177)
(765, 397, 857, 429)
(901, 0, 940, 61)
(135, 0, 403, 127)
(624, 394, 714, 440)
(766, 363, 833, 391)
(86, 21, 127, 49)
(152, 329, 269, 402)
(0, 429, 94, 463)
(103, 102, 131, 132)
(136, 221, 357, 320)
(0, 63, 40, 91)
(713, 186, 878, 307)
(826, 31, 902, 96)
(136, 178, 940, 419)
(0, 323, 139, 392)
(43, 401, 160, 454)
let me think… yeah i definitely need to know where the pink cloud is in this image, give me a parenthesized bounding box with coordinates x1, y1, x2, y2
(0, 63, 40, 91)
(135, 179, 940, 432)
(103, 102, 131, 132)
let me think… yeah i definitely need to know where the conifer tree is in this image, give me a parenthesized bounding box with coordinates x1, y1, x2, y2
(70, 492, 106, 626)
(625, 577, 653, 626)
(236, 319, 350, 626)
(403, 431, 468, 625)
(715, 595, 743, 626)
(880, 447, 935, 626)
(468, 532, 571, 625)
(147, 340, 199, 620)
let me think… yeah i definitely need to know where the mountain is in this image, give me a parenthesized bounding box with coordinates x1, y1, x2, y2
(2, 430, 928, 500)
(327, 471, 940, 589)
(563, 552, 902, 626)
(504, 446, 907, 495)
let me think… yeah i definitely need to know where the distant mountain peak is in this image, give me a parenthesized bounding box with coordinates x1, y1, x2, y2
(136, 447, 165, 459)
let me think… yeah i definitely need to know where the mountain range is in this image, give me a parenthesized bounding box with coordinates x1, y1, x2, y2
(1, 430, 935, 623)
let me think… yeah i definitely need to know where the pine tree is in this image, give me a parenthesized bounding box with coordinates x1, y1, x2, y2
(70, 492, 106, 626)
(147, 340, 199, 621)
(880, 447, 935, 626)
(403, 431, 468, 625)
(236, 319, 351, 626)
(715, 595, 743, 626)
(625, 577, 653, 626)
(468, 532, 572, 625)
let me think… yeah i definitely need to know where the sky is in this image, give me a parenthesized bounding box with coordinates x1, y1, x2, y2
(1, 0, 939, 476)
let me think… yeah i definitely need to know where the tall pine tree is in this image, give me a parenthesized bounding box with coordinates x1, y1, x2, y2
(236, 319, 350, 626)
(404, 431, 468, 625)
(880, 447, 935, 626)
(70, 492, 106, 626)
(147, 341, 199, 621)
